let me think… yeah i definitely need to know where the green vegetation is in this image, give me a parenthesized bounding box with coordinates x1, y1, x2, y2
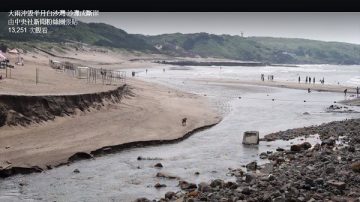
(1, 12, 360, 64)
(144, 33, 360, 64)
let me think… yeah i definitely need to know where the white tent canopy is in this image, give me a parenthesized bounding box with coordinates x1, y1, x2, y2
(0, 51, 7, 62)
(8, 49, 19, 54)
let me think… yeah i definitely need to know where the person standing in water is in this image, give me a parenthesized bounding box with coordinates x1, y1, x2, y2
(298, 76, 301, 83)
(344, 89, 348, 96)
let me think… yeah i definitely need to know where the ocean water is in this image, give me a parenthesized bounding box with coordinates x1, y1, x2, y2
(1, 65, 360, 202)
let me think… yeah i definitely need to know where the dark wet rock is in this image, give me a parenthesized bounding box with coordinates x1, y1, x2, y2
(156, 172, 180, 180)
(164, 191, 176, 200)
(259, 152, 268, 159)
(276, 147, 285, 151)
(290, 144, 302, 152)
(134, 197, 151, 202)
(154, 183, 166, 189)
(210, 179, 224, 188)
(198, 182, 211, 192)
(227, 168, 244, 177)
(246, 161, 257, 171)
(224, 181, 238, 189)
(0, 166, 43, 178)
(179, 180, 197, 190)
(73, 169, 80, 173)
(68, 152, 93, 162)
(322, 137, 336, 146)
(301, 142, 312, 150)
(245, 173, 256, 183)
(154, 163, 163, 168)
(19, 182, 26, 186)
(348, 146, 356, 152)
(137, 156, 162, 161)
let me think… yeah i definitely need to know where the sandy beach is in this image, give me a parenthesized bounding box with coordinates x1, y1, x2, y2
(0, 50, 221, 173)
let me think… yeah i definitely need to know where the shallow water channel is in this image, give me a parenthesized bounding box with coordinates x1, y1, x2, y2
(1, 65, 360, 202)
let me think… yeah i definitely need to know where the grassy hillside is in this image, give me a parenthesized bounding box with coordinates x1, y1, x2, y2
(143, 33, 360, 64)
(0, 12, 156, 52)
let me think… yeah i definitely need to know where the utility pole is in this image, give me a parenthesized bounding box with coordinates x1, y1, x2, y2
(36, 68, 39, 84)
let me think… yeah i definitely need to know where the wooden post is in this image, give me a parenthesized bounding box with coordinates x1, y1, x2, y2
(36, 68, 39, 84)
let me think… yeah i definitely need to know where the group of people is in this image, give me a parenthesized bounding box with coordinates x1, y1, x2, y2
(298, 76, 324, 84)
(260, 74, 274, 81)
(344, 86, 360, 97)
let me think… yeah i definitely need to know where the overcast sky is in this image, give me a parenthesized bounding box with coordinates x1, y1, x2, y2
(76, 12, 360, 44)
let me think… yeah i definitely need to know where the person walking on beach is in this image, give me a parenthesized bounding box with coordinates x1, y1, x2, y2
(322, 77, 325, 84)
(309, 77, 311, 84)
(357, 86, 359, 97)
(298, 76, 301, 83)
(344, 89, 348, 96)
(306, 76, 308, 83)
(313, 77, 315, 84)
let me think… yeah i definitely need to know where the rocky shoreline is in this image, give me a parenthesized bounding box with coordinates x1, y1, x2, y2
(137, 118, 360, 202)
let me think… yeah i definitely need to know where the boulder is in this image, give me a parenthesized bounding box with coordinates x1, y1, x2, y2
(327, 180, 346, 190)
(156, 172, 180, 180)
(134, 197, 151, 202)
(179, 180, 197, 190)
(259, 152, 268, 159)
(290, 144, 302, 152)
(154, 163, 163, 168)
(154, 183, 166, 189)
(210, 179, 224, 188)
(246, 161, 257, 171)
(164, 191, 176, 200)
(242, 131, 259, 145)
(351, 162, 360, 173)
(322, 138, 336, 146)
(198, 182, 211, 192)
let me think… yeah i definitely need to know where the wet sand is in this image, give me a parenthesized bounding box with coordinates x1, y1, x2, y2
(193, 78, 359, 94)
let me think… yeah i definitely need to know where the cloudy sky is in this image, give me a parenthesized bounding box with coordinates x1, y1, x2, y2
(76, 12, 360, 44)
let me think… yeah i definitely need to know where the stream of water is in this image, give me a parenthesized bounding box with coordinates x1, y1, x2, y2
(1, 64, 360, 202)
